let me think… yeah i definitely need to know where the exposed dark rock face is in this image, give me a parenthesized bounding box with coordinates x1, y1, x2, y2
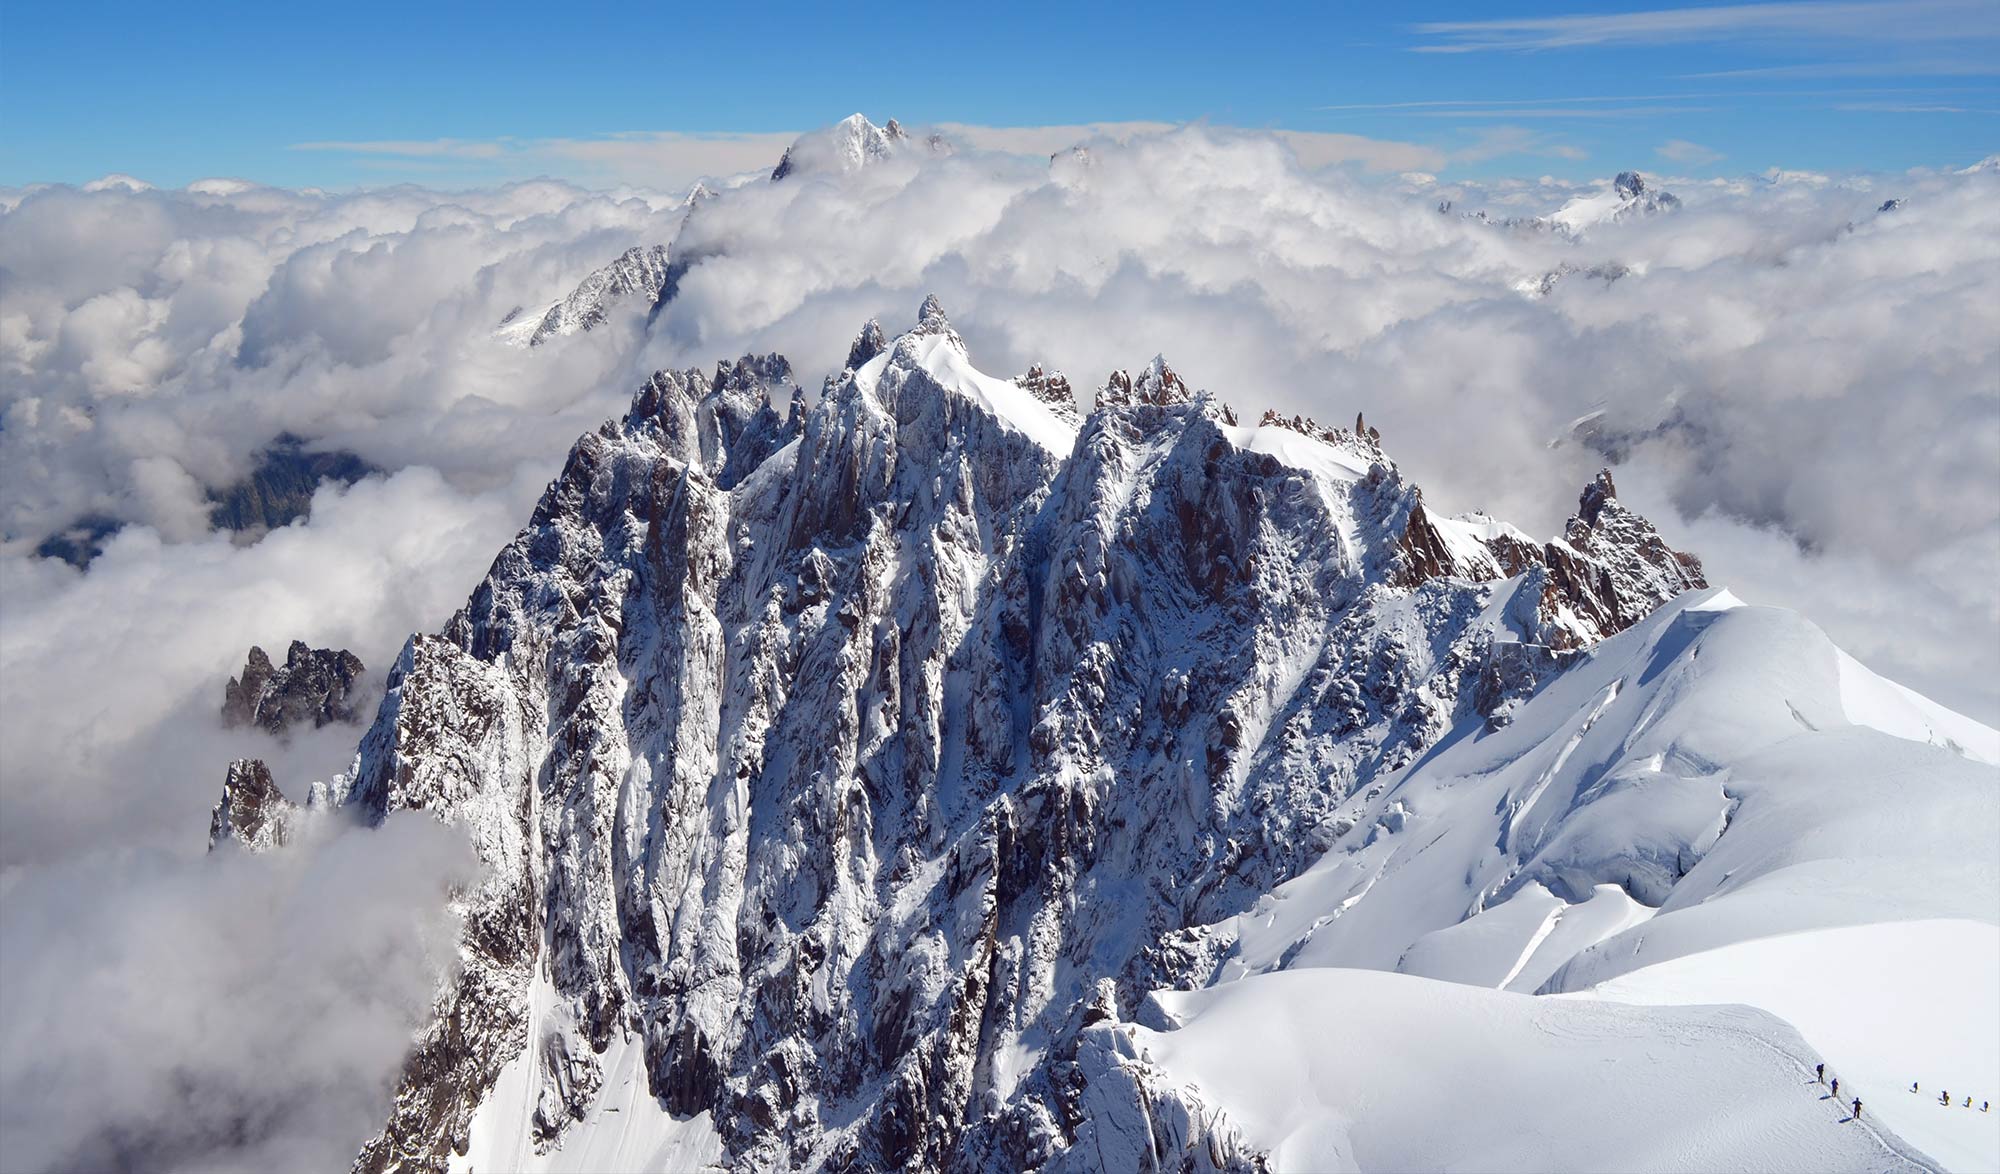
(1098, 355, 1194, 409)
(222, 641, 367, 735)
(1015, 365, 1080, 425)
(1394, 469, 1706, 651)
(33, 511, 122, 568)
(32, 437, 370, 567)
(208, 758, 296, 851)
(236, 300, 1706, 1173)
(207, 433, 377, 533)
(847, 319, 888, 370)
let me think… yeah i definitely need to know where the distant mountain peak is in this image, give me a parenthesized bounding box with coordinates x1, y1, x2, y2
(1099, 354, 1195, 409)
(496, 243, 671, 348)
(1548, 169, 1681, 234)
(770, 115, 949, 182)
(221, 641, 366, 736)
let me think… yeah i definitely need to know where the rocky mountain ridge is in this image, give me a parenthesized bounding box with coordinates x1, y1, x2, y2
(220, 299, 1710, 1172)
(221, 640, 367, 735)
(499, 245, 674, 348)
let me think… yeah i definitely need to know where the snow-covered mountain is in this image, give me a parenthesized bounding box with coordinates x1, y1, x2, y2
(770, 114, 949, 181)
(213, 298, 1998, 1173)
(1444, 169, 1681, 242)
(498, 245, 673, 348)
(1548, 170, 1682, 234)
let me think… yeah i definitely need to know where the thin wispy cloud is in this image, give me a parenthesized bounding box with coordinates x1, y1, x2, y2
(1684, 59, 2000, 79)
(1657, 138, 1725, 164)
(291, 139, 511, 159)
(1450, 126, 1590, 162)
(1318, 86, 1988, 111)
(1836, 101, 1992, 112)
(1321, 93, 1720, 111)
(1408, 106, 1718, 119)
(1413, 1, 2000, 53)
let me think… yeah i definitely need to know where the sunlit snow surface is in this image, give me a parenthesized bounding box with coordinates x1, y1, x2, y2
(454, 974, 726, 1174)
(1118, 968, 1932, 1172)
(1584, 921, 2000, 1173)
(1135, 589, 2000, 1172)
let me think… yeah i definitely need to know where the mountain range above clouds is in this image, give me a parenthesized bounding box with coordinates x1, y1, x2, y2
(2, 112, 1996, 1174)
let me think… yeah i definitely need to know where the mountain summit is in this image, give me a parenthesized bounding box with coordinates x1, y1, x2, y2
(771, 115, 948, 181)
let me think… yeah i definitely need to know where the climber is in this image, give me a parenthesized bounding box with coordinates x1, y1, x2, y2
(1817, 1063, 1825, 1083)
(1831, 1077, 1839, 1098)
(1853, 1098, 1862, 1121)
(1911, 1081, 1919, 1093)
(1940, 1090, 1950, 1106)
(1965, 1095, 1973, 1108)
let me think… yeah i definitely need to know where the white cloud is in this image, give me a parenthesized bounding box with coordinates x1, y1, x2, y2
(934, 120, 1177, 156)
(0, 468, 523, 1171)
(0, 813, 473, 1173)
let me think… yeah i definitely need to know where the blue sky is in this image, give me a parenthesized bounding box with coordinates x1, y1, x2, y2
(2, 0, 1995, 189)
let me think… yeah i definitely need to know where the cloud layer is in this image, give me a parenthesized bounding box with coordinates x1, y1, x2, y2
(0, 121, 1994, 1170)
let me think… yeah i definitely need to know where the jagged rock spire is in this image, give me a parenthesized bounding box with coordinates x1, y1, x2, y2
(1577, 467, 1618, 525)
(221, 641, 365, 736)
(917, 293, 949, 330)
(1015, 363, 1081, 425)
(208, 758, 294, 851)
(1394, 464, 1705, 649)
(847, 319, 888, 369)
(1100, 355, 1193, 409)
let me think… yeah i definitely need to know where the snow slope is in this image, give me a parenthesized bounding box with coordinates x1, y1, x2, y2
(1082, 587, 1999, 1171)
(1071, 967, 1932, 1173)
(1223, 590, 2000, 994)
(454, 973, 726, 1174)
(1585, 920, 2000, 1173)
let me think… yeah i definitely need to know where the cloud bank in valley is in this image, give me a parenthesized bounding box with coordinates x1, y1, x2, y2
(0, 121, 1994, 1170)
